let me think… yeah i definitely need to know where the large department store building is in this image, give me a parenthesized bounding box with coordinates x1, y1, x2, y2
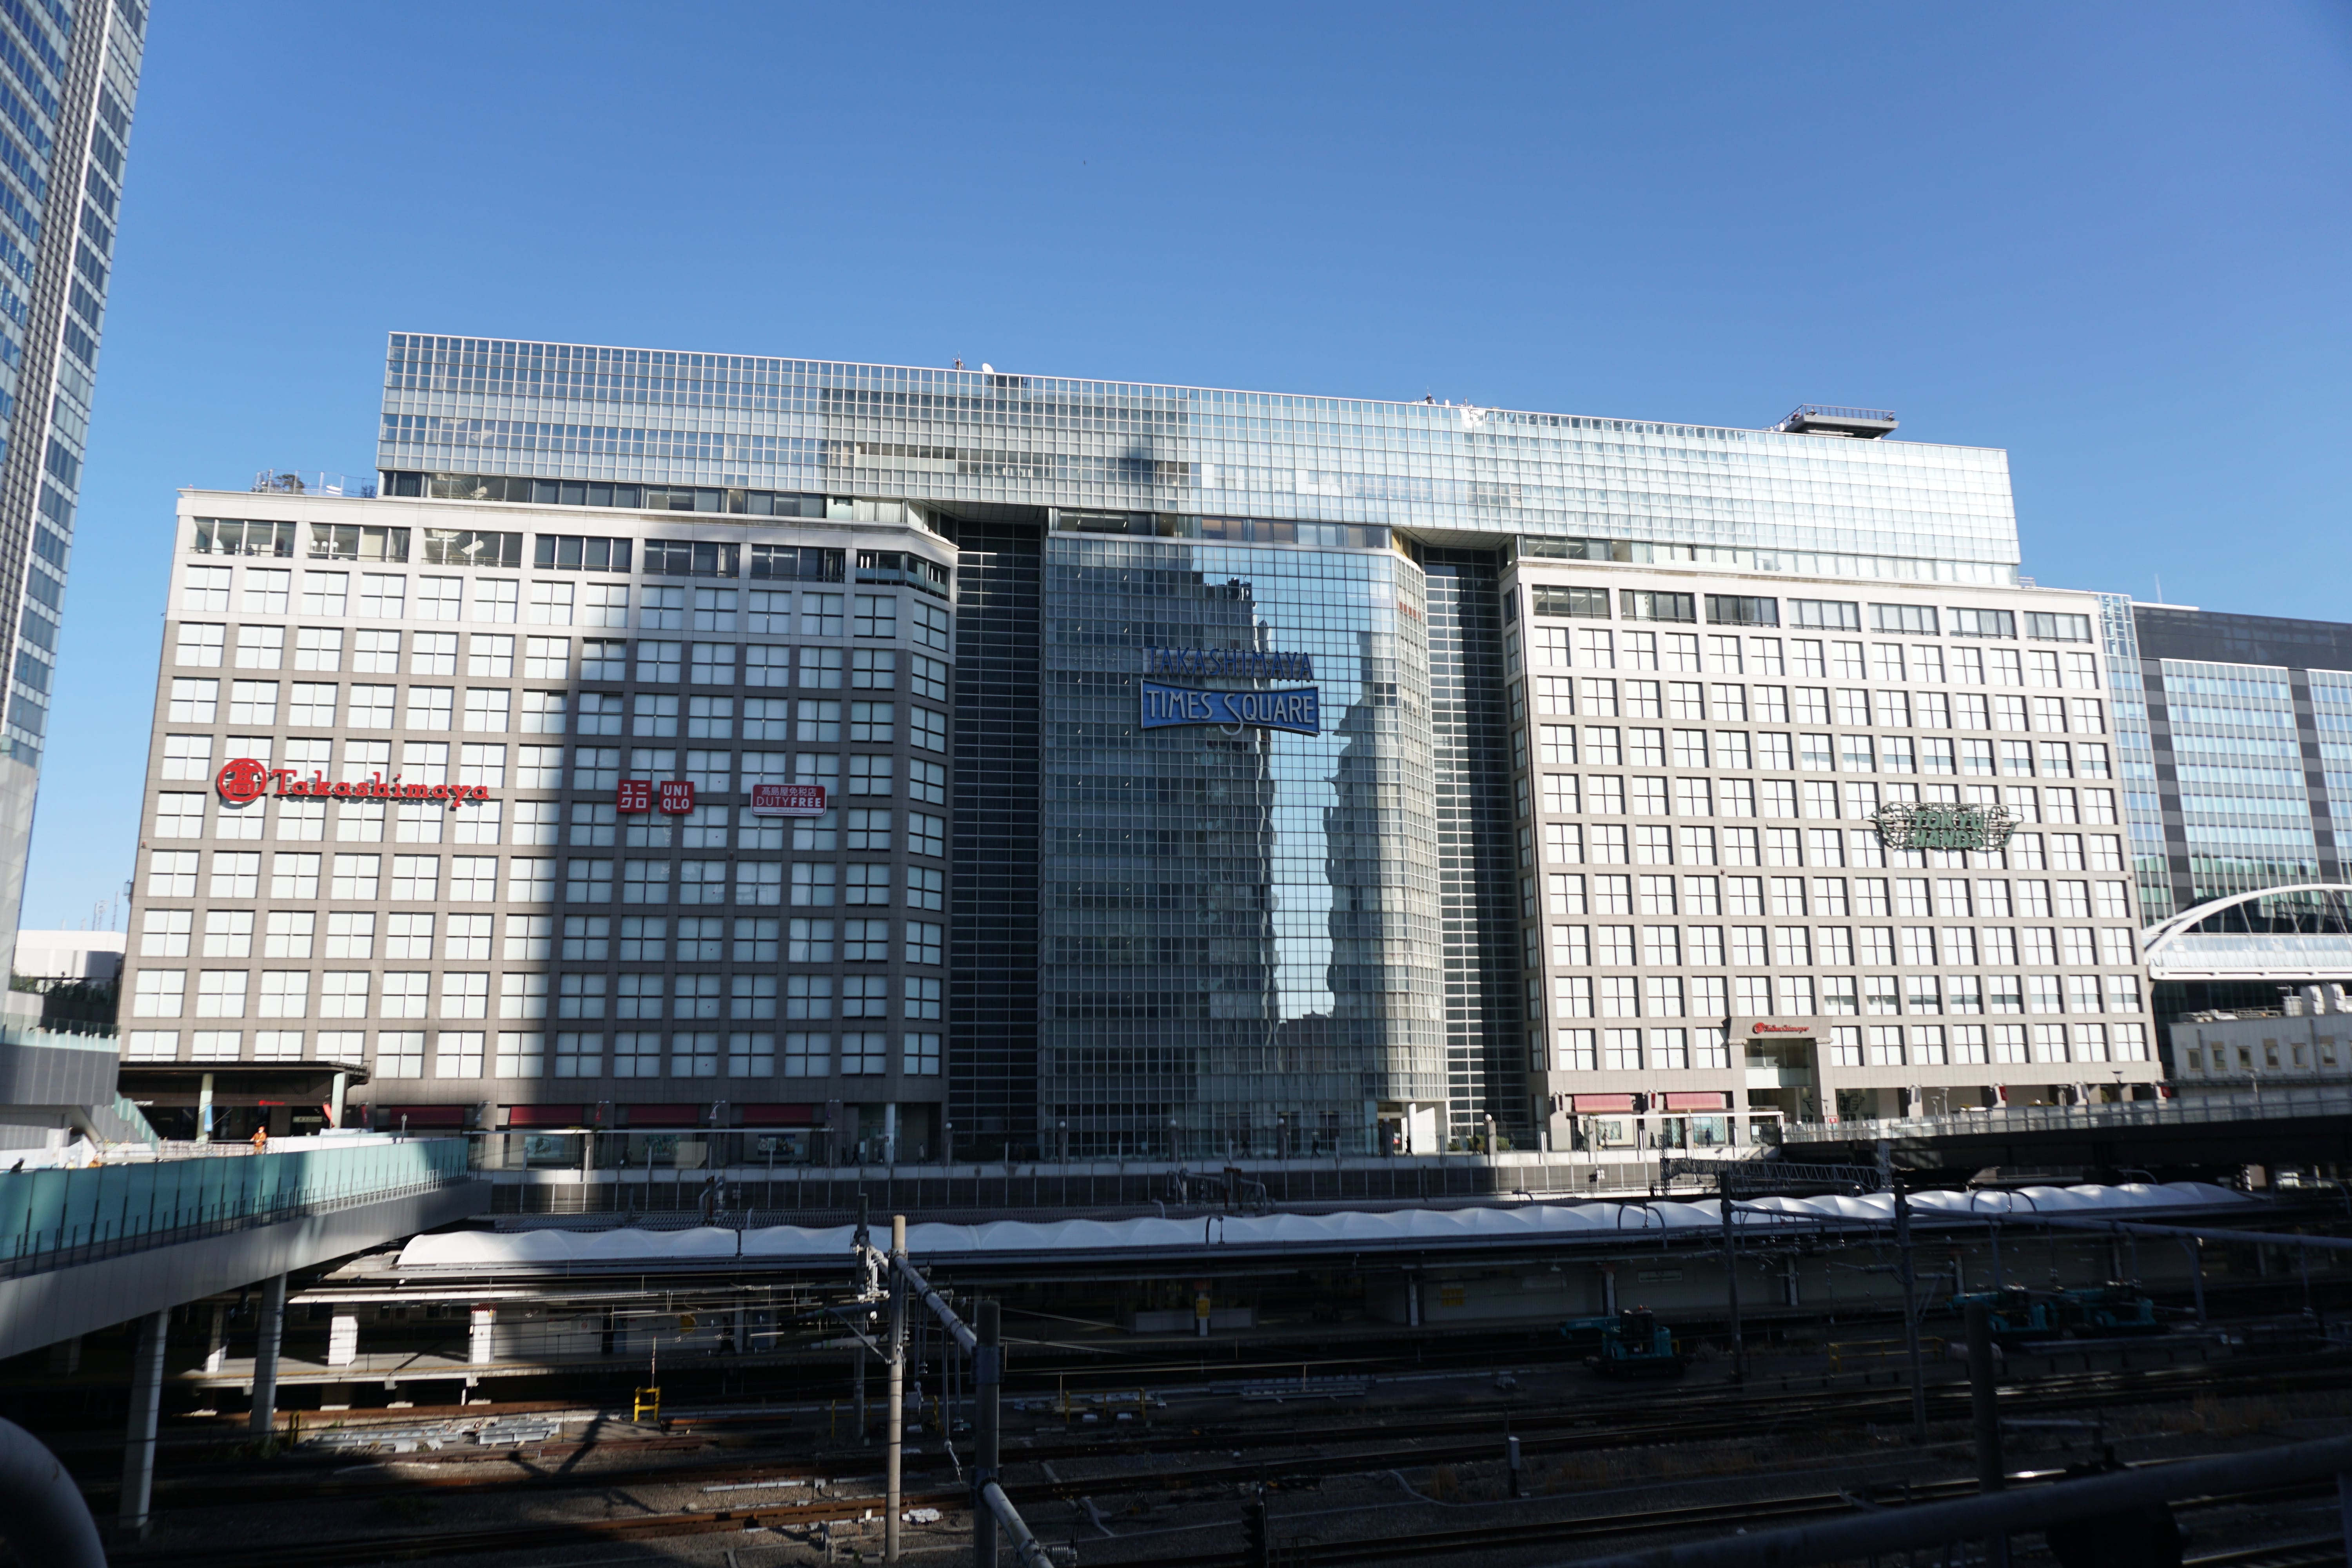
(115, 341, 2160, 1161)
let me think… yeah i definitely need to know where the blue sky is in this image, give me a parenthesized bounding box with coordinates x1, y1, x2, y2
(24, 1, 2352, 929)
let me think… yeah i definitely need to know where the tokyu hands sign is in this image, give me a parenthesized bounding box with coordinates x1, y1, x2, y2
(1871, 801, 2019, 852)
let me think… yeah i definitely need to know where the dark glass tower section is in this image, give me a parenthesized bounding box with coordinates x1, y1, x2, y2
(945, 517, 1043, 1158)
(0, 0, 145, 972)
(1422, 550, 1525, 1142)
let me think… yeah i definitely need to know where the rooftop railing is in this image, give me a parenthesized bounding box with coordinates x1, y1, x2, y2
(0, 1134, 470, 1280)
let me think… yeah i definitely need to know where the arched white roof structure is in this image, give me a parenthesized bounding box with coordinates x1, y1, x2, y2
(2143, 884, 2352, 982)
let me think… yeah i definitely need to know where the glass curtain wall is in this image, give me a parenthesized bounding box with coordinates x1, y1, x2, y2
(1038, 535, 1439, 1158)
(1421, 550, 1526, 1145)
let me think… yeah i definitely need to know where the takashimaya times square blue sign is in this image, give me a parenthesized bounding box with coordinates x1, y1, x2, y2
(1139, 647, 1320, 735)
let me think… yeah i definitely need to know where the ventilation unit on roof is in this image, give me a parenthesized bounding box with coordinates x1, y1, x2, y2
(1776, 405, 1898, 439)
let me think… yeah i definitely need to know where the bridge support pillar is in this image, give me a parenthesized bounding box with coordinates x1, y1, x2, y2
(117, 1308, 167, 1539)
(249, 1273, 286, 1435)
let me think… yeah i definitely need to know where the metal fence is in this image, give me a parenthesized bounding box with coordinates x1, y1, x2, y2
(1781, 1083, 2352, 1145)
(0, 1136, 471, 1280)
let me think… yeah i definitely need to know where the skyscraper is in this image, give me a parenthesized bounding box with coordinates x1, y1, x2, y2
(0, 0, 145, 974)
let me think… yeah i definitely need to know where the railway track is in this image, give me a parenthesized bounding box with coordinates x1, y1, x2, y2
(99, 1350, 2352, 1515)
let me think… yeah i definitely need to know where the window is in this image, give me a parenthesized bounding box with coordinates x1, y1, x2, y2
(643, 539, 739, 579)
(233, 624, 284, 670)
(690, 642, 735, 686)
(1789, 599, 1860, 630)
(197, 969, 249, 1018)
(227, 680, 277, 726)
(374, 1032, 425, 1077)
(801, 592, 845, 636)
(495, 1032, 543, 1078)
(534, 535, 633, 573)
(1705, 595, 1777, 626)
(415, 576, 463, 620)
(206, 851, 260, 898)
(910, 707, 948, 752)
(1949, 607, 2016, 639)
(1871, 603, 1938, 634)
(320, 972, 369, 1017)
(583, 583, 630, 628)
(241, 568, 291, 613)
(552, 1032, 601, 1077)
(853, 648, 898, 689)
(906, 865, 945, 911)
(357, 573, 407, 620)
(849, 701, 894, 742)
(842, 1033, 887, 1075)
(782, 1032, 829, 1077)
(202, 909, 254, 958)
(913, 601, 951, 651)
(2025, 611, 2093, 642)
(853, 593, 898, 637)
(1620, 590, 1694, 622)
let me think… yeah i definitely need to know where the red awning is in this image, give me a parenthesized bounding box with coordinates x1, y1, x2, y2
(624, 1104, 702, 1127)
(382, 1105, 464, 1127)
(505, 1105, 584, 1128)
(1661, 1091, 1732, 1112)
(737, 1103, 820, 1125)
(1570, 1094, 1638, 1114)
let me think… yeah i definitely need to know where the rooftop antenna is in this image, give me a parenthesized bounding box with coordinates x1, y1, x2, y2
(2154, 572, 2164, 603)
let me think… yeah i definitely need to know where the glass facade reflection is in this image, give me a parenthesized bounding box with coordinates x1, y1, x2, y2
(1037, 537, 1438, 1157)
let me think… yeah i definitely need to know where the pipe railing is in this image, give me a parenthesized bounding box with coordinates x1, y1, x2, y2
(1555, 1430, 2352, 1567)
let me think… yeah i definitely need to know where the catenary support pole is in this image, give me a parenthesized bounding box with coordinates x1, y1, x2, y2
(976, 1298, 1001, 1568)
(1894, 1181, 1927, 1444)
(2183, 1237, 2207, 1326)
(1720, 1185, 1744, 1384)
(1967, 1302, 2002, 1492)
(249, 1272, 287, 1436)
(117, 1308, 168, 1539)
(887, 1214, 906, 1563)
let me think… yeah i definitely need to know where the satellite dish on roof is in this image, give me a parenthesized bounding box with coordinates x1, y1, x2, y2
(981, 363, 995, 374)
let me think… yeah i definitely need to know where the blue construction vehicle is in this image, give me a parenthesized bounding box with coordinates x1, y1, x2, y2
(1563, 1307, 1688, 1379)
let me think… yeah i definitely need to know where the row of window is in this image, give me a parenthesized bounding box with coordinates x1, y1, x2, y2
(163, 682, 949, 750)
(122, 1025, 944, 1080)
(1528, 823, 2128, 871)
(1524, 726, 2112, 779)
(127, 967, 947, 1023)
(171, 628, 948, 694)
(1541, 971, 2143, 1020)
(1522, 678, 2105, 732)
(1541, 923, 2139, 968)
(1524, 777, 2120, 824)
(1515, 627, 2102, 687)
(158, 795, 944, 852)
(141, 849, 946, 908)
(1523, 587, 2089, 642)
(1540, 1021, 2149, 1073)
(160, 739, 946, 801)
(178, 568, 950, 643)
(139, 911, 940, 964)
(1528, 872, 2136, 919)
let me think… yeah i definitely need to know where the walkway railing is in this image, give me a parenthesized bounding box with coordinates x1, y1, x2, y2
(0, 1136, 470, 1281)
(1780, 1084, 2352, 1145)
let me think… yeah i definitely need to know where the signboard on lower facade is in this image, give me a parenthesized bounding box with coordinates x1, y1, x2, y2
(750, 783, 829, 817)
(1139, 681, 1320, 735)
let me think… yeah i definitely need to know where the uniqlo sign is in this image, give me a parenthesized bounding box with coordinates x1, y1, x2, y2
(616, 780, 653, 813)
(659, 780, 696, 814)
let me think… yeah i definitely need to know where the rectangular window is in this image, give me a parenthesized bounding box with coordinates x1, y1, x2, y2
(1949, 607, 2016, 639)
(1789, 599, 1860, 630)
(1871, 603, 1938, 635)
(1705, 595, 1777, 626)
(1620, 590, 1695, 623)
(1531, 585, 1610, 620)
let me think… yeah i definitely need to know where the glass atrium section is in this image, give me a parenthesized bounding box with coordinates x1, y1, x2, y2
(2097, 595, 2168, 922)
(2160, 659, 2316, 899)
(378, 338, 2021, 586)
(1036, 537, 1438, 1158)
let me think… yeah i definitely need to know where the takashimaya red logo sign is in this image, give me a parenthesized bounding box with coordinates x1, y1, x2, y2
(214, 758, 269, 806)
(214, 757, 490, 809)
(1751, 1022, 1809, 1034)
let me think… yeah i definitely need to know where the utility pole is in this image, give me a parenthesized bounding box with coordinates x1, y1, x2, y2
(975, 1298, 1002, 1568)
(1720, 1176, 1745, 1384)
(887, 1214, 907, 1563)
(1894, 1178, 1927, 1443)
